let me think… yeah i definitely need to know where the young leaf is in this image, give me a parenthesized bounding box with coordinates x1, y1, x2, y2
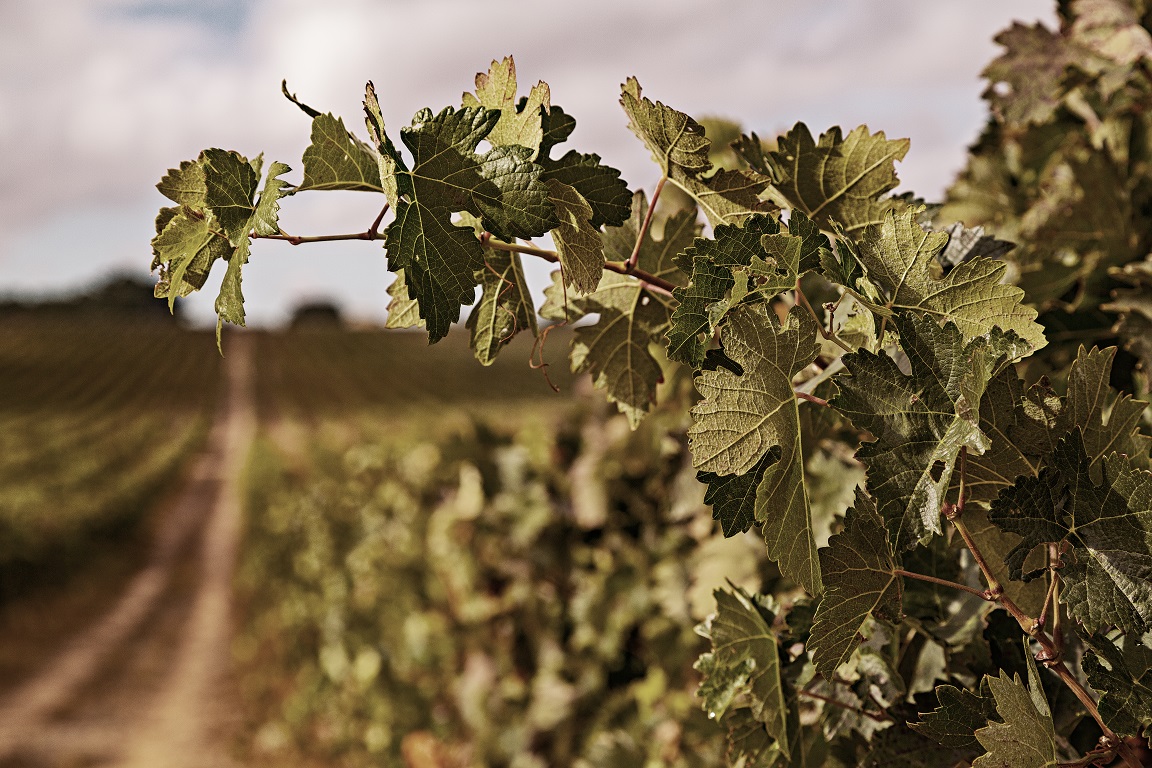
(547, 195, 691, 426)
(620, 78, 774, 227)
(808, 490, 901, 676)
(832, 313, 1019, 549)
(667, 211, 828, 368)
(688, 305, 823, 593)
(695, 586, 790, 759)
(466, 243, 536, 366)
(972, 667, 1059, 768)
(769, 122, 909, 235)
(298, 113, 386, 193)
(462, 55, 549, 159)
(852, 206, 1046, 354)
(545, 179, 604, 294)
(990, 430, 1152, 634)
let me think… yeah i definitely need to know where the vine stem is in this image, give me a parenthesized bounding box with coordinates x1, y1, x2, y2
(942, 448, 1140, 768)
(248, 208, 680, 298)
(795, 391, 831, 408)
(795, 279, 853, 353)
(481, 234, 678, 297)
(892, 569, 989, 599)
(624, 176, 666, 273)
(796, 688, 890, 723)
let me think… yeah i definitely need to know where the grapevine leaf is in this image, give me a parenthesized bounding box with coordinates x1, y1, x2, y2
(973, 668, 1059, 768)
(964, 367, 1061, 504)
(990, 431, 1152, 634)
(151, 207, 227, 308)
(620, 78, 773, 227)
(362, 82, 402, 207)
(695, 586, 790, 758)
(539, 150, 631, 229)
(620, 76, 710, 176)
(1083, 638, 1152, 739)
(808, 490, 901, 676)
(251, 161, 292, 237)
(911, 684, 991, 749)
(462, 55, 549, 158)
(466, 245, 536, 366)
(214, 239, 250, 347)
(202, 148, 260, 243)
(699, 449, 779, 537)
(666, 211, 827, 368)
(667, 215, 782, 367)
(156, 159, 207, 208)
(382, 105, 555, 341)
(545, 179, 604, 294)
(385, 269, 424, 329)
(1060, 346, 1152, 471)
(832, 313, 1018, 549)
(538, 104, 576, 159)
(298, 113, 386, 193)
(689, 305, 823, 593)
(982, 22, 1076, 128)
(852, 206, 1046, 353)
(769, 122, 909, 234)
(569, 290, 667, 429)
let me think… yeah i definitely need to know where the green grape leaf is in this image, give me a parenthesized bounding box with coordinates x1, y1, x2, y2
(667, 210, 827, 368)
(538, 103, 576, 159)
(382, 105, 556, 341)
(466, 244, 536, 366)
(1083, 637, 1152, 739)
(695, 586, 790, 758)
(973, 667, 1059, 768)
(298, 113, 386, 193)
(156, 158, 207, 208)
(549, 193, 691, 426)
(151, 207, 227, 307)
(569, 290, 668, 428)
(982, 22, 1075, 128)
(852, 206, 1046, 353)
(808, 490, 901, 676)
(362, 81, 402, 207)
(620, 78, 774, 227)
(1060, 346, 1152, 470)
(152, 151, 290, 342)
(462, 55, 549, 158)
(385, 269, 424, 329)
(545, 179, 604, 294)
(667, 215, 783, 367)
(699, 449, 778, 537)
(964, 367, 1061, 504)
(911, 684, 991, 749)
(539, 150, 631, 229)
(989, 431, 1152, 634)
(769, 122, 909, 234)
(832, 313, 1019, 549)
(688, 305, 823, 594)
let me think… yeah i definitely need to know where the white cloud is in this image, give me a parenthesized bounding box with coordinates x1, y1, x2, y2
(0, 0, 1056, 325)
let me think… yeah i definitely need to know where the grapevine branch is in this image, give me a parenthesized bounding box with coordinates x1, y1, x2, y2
(623, 175, 665, 273)
(923, 447, 1141, 768)
(796, 688, 891, 723)
(795, 280, 853, 353)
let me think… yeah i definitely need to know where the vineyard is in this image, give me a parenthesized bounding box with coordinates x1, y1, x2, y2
(2, 1, 1152, 767)
(0, 319, 220, 590)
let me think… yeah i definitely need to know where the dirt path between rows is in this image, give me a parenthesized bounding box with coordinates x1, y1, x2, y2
(0, 335, 255, 768)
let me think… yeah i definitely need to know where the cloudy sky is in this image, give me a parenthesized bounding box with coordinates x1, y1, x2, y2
(0, 0, 1056, 326)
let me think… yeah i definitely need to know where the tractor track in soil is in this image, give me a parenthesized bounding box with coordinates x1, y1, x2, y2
(0, 335, 255, 768)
